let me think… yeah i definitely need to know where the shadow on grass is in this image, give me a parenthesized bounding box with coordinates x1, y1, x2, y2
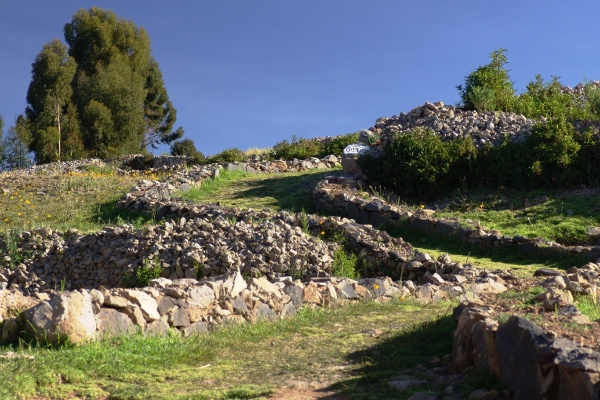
(223, 169, 343, 213)
(384, 223, 589, 272)
(324, 314, 456, 399)
(90, 200, 160, 228)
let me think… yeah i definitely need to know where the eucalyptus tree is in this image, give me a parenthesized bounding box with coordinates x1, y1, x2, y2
(25, 39, 77, 163)
(22, 7, 182, 162)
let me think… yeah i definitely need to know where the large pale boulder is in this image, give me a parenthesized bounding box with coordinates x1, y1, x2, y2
(95, 308, 136, 338)
(118, 289, 160, 322)
(24, 291, 96, 345)
(0, 289, 40, 323)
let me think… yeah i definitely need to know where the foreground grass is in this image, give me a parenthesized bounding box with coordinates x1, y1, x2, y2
(0, 300, 458, 400)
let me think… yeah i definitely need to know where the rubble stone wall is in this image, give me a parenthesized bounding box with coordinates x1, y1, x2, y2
(313, 175, 600, 263)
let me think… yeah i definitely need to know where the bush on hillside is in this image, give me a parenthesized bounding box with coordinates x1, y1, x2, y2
(475, 118, 582, 190)
(360, 127, 478, 201)
(272, 136, 325, 160)
(210, 147, 246, 163)
(512, 75, 588, 120)
(457, 48, 515, 112)
(323, 132, 360, 157)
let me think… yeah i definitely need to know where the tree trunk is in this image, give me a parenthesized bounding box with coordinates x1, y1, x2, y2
(56, 102, 61, 163)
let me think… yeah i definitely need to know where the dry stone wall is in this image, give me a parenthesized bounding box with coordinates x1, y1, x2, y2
(452, 300, 600, 399)
(314, 175, 600, 263)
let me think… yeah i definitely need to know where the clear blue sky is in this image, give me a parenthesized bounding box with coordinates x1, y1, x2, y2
(2, 1, 600, 157)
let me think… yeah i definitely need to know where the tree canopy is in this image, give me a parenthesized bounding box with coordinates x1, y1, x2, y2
(22, 7, 182, 164)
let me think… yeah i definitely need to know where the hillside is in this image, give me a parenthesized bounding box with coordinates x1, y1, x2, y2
(2, 102, 600, 398)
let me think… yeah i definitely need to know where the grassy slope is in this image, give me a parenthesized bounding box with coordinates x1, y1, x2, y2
(0, 301, 457, 400)
(1, 165, 592, 399)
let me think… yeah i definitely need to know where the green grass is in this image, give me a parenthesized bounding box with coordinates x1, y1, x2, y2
(434, 188, 600, 245)
(0, 300, 461, 400)
(576, 295, 600, 320)
(0, 169, 163, 234)
(383, 223, 578, 277)
(172, 167, 342, 213)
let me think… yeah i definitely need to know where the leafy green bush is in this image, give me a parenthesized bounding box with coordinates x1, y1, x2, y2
(360, 128, 478, 200)
(468, 86, 498, 112)
(585, 83, 600, 118)
(457, 48, 515, 111)
(272, 136, 325, 160)
(474, 118, 582, 190)
(210, 147, 246, 163)
(323, 132, 360, 156)
(123, 258, 163, 288)
(512, 75, 588, 120)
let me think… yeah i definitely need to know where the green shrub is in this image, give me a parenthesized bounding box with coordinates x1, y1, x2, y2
(468, 86, 498, 112)
(272, 136, 325, 160)
(331, 246, 359, 279)
(475, 118, 582, 189)
(524, 118, 581, 187)
(585, 83, 600, 118)
(512, 75, 588, 120)
(210, 147, 246, 163)
(361, 127, 477, 201)
(457, 48, 515, 111)
(124, 258, 163, 288)
(323, 132, 360, 156)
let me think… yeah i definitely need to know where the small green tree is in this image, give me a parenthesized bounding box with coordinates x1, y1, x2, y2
(170, 138, 205, 164)
(1, 124, 33, 171)
(457, 48, 515, 111)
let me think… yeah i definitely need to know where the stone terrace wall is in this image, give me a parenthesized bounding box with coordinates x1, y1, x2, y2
(313, 175, 600, 263)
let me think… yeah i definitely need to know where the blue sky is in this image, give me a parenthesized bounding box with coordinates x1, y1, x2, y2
(2, 1, 600, 157)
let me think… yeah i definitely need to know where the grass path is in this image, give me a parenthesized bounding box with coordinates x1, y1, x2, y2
(1, 301, 459, 400)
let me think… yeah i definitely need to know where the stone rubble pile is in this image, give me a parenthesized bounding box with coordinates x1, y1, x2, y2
(364, 100, 600, 153)
(369, 101, 535, 149)
(0, 208, 335, 293)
